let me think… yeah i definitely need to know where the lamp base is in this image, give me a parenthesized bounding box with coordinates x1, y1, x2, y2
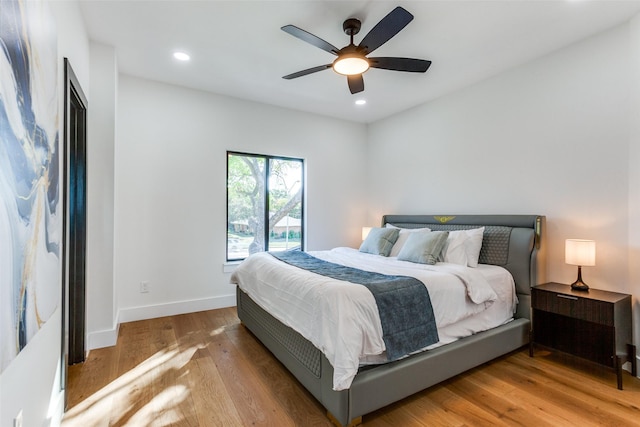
(571, 266, 589, 291)
(571, 280, 589, 291)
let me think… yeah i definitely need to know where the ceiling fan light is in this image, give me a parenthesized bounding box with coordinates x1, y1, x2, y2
(333, 55, 369, 76)
(173, 51, 191, 61)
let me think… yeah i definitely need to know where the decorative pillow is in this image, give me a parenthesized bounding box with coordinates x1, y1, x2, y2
(359, 227, 400, 256)
(439, 227, 485, 267)
(397, 231, 449, 265)
(386, 224, 432, 257)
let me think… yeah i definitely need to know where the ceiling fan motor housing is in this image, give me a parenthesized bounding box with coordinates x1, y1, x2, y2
(343, 18, 361, 36)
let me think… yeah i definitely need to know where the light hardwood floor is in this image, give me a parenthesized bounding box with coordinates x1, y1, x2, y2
(62, 307, 640, 426)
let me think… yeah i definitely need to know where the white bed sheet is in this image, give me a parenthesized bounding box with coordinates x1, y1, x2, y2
(230, 247, 516, 391)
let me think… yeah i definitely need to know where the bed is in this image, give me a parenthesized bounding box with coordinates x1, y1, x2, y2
(232, 214, 546, 426)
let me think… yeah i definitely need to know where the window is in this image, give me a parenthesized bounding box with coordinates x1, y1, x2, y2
(227, 152, 304, 261)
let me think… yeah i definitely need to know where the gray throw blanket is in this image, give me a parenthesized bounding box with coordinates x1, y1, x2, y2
(270, 251, 439, 361)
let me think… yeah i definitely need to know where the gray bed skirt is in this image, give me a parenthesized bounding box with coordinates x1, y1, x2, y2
(236, 214, 546, 426)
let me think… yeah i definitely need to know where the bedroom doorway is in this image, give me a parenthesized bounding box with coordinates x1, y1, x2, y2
(61, 58, 88, 405)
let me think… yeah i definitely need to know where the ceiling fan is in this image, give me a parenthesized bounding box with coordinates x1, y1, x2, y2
(281, 6, 431, 94)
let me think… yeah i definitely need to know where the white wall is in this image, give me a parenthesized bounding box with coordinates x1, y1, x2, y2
(629, 14, 640, 352)
(368, 24, 638, 349)
(113, 76, 368, 322)
(86, 42, 117, 348)
(0, 2, 91, 427)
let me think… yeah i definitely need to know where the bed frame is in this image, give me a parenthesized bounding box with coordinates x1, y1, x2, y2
(236, 214, 546, 426)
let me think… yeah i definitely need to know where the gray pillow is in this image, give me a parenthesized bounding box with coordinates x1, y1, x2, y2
(359, 227, 400, 256)
(397, 231, 450, 265)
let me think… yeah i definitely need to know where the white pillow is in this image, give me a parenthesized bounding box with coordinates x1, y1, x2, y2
(464, 227, 485, 267)
(386, 224, 431, 257)
(441, 231, 468, 265)
(440, 227, 485, 267)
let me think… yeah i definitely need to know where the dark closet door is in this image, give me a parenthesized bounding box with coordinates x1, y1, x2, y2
(62, 59, 88, 405)
(67, 86, 86, 365)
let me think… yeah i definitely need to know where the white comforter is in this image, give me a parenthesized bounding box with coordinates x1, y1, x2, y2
(230, 247, 516, 390)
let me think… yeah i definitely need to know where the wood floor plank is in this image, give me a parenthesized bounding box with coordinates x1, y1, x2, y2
(507, 352, 640, 425)
(114, 320, 153, 375)
(469, 367, 594, 427)
(225, 324, 333, 426)
(108, 319, 158, 426)
(446, 374, 552, 426)
(363, 379, 484, 427)
(188, 356, 244, 426)
(149, 317, 200, 427)
(366, 391, 465, 427)
(206, 331, 295, 426)
(406, 379, 512, 427)
(402, 393, 469, 427)
(483, 352, 638, 426)
(66, 344, 117, 409)
(63, 308, 640, 427)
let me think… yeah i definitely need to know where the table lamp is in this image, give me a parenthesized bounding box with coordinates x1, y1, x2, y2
(362, 227, 372, 241)
(565, 239, 596, 291)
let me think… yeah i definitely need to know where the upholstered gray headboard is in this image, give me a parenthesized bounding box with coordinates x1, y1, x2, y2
(381, 215, 546, 319)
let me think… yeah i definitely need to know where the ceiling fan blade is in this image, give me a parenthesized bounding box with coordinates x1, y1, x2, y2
(283, 64, 332, 80)
(369, 57, 432, 73)
(281, 25, 339, 55)
(358, 7, 413, 55)
(347, 74, 364, 94)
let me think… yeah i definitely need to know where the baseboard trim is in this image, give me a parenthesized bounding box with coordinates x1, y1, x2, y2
(118, 294, 236, 324)
(87, 325, 119, 350)
(86, 294, 236, 350)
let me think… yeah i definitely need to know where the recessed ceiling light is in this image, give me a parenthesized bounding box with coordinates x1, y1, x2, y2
(173, 51, 190, 61)
(355, 99, 366, 106)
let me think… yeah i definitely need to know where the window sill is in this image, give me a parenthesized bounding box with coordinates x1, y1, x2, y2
(223, 261, 242, 274)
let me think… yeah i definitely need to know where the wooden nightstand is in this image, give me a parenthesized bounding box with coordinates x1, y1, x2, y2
(530, 282, 637, 390)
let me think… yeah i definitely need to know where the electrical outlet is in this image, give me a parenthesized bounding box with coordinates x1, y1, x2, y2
(140, 281, 150, 293)
(14, 410, 23, 427)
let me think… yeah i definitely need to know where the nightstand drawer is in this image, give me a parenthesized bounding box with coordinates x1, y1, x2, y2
(532, 289, 613, 326)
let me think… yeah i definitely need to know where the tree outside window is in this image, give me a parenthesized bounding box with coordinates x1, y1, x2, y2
(227, 152, 304, 261)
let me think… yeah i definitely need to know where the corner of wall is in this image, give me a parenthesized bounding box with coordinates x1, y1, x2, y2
(87, 323, 119, 350)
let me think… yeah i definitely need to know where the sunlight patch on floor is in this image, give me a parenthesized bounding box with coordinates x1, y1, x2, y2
(208, 326, 228, 337)
(62, 346, 197, 427)
(126, 384, 189, 426)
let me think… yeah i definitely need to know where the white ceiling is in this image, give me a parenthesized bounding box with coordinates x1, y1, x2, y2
(80, 0, 640, 123)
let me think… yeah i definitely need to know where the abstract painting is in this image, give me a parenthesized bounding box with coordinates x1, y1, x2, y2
(1, 0, 59, 373)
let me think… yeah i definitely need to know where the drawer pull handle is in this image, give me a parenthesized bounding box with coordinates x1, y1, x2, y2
(557, 294, 578, 301)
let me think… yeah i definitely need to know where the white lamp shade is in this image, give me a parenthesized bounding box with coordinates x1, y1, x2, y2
(362, 227, 372, 241)
(565, 239, 596, 266)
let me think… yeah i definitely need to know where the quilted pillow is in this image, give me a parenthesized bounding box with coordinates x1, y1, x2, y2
(397, 231, 449, 265)
(359, 227, 400, 256)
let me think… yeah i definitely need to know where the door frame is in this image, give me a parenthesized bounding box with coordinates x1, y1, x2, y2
(61, 58, 88, 402)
